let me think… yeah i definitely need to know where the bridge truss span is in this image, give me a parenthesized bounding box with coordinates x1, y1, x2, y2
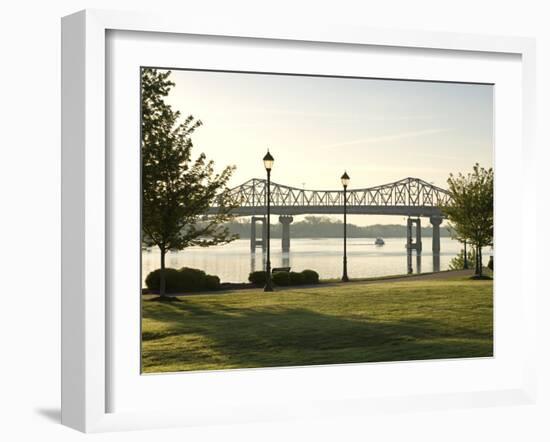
(208, 176, 451, 260)
(218, 177, 452, 217)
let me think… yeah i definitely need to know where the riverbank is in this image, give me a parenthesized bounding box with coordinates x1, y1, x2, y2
(142, 276, 493, 373)
(141, 268, 484, 297)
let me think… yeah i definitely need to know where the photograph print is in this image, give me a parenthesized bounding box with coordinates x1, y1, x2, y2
(141, 67, 494, 374)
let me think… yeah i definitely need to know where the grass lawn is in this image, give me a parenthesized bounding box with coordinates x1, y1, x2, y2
(141, 278, 493, 373)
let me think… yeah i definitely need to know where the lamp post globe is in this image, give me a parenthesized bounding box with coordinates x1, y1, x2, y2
(341, 171, 350, 282)
(263, 150, 275, 292)
(263, 150, 274, 171)
(341, 171, 350, 187)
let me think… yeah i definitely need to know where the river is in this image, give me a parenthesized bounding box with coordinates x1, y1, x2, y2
(141, 237, 477, 285)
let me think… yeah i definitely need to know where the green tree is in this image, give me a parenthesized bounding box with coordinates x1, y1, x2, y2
(448, 245, 476, 271)
(141, 68, 237, 297)
(443, 164, 493, 276)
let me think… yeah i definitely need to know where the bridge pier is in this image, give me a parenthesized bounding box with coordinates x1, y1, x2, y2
(430, 216, 443, 272)
(250, 216, 266, 253)
(430, 216, 443, 255)
(406, 218, 422, 274)
(406, 217, 422, 253)
(279, 215, 293, 253)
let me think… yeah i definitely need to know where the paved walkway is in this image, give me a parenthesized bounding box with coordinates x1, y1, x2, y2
(357, 269, 475, 284)
(271, 268, 476, 292)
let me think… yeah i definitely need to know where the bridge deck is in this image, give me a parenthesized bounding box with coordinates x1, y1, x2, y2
(208, 205, 444, 217)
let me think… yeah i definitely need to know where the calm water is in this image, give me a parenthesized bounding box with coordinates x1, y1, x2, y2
(142, 237, 466, 285)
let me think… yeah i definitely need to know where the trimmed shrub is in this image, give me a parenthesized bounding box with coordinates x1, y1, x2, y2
(144, 268, 181, 293)
(270, 269, 320, 287)
(289, 271, 305, 285)
(178, 267, 221, 291)
(178, 267, 207, 290)
(272, 271, 291, 286)
(248, 271, 267, 286)
(205, 274, 221, 290)
(145, 267, 220, 293)
(301, 269, 319, 284)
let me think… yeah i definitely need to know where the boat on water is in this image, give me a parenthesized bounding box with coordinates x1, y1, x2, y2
(374, 237, 385, 246)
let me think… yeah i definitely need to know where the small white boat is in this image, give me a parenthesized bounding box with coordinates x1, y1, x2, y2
(374, 237, 385, 246)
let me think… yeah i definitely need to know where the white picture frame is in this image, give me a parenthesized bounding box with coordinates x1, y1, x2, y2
(61, 9, 537, 433)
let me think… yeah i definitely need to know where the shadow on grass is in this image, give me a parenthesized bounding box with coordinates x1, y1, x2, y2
(142, 298, 493, 373)
(145, 296, 183, 303)
(470, 275, 493, 280)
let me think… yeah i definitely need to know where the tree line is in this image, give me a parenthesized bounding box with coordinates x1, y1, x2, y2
(224, 216, 455, 238)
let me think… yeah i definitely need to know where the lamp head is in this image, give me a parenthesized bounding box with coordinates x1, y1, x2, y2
(263, 150, 274, 171)
(341, 171, 350, 187)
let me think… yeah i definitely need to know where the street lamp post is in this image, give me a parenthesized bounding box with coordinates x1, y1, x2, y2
(263, 150, 275, 292)
(341, 171, 350, 282)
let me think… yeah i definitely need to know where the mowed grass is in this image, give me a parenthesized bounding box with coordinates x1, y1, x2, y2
(141, 278, 493, 373)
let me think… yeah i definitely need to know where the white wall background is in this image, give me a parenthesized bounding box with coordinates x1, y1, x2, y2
(0, 1, 548, 441)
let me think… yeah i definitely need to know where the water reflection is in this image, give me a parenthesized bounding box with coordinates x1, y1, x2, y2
(250, 253, 257, 275)
(406, 250, 422, 274)
(249, 252, 293, 273)
(142, 237, 464, 285)
(432, 254, 441, 273)
(281, 253, 290, 269)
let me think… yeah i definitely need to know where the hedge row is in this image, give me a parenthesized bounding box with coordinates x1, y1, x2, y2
(145, 267, 220, 293)
(248, 269, 319, 287)
(145, 267, 321, 292)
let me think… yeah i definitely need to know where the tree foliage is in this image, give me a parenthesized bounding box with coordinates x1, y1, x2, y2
(141, 68, 238, 295)
(448, 246, 476, 271)
(443, 164, 493, 276)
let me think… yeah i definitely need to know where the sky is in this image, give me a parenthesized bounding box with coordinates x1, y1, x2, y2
(161, 69, 493, 226)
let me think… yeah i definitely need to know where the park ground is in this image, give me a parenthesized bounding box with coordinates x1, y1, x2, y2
(141, 271, 493, 373)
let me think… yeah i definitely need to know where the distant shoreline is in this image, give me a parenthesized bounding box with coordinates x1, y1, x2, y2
(222, 216, 454, 239)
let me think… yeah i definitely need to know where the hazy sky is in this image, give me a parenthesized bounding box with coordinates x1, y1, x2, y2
(162, 69, 493, 225)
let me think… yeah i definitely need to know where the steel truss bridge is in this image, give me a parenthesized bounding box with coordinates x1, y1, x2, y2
(209, 176, 451, 268)
(212, 177, 452, 217)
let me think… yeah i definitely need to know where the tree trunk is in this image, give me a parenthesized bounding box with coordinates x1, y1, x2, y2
(160, 247, 166, 297)
(473, 245, 482, 276)
(474, 245, 480, 276)
(478, 245, 483, 277)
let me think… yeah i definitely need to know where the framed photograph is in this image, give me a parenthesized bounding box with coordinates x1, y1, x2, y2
(61, 9, 537, 432)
